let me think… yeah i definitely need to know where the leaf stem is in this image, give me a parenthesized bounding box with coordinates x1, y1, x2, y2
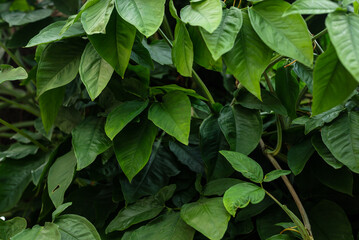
(0, 120, 34, 132)
(0, 41, 26, 69)
(312, 28, 327, 41)
(0, 95, 40, 117)
(0, 117, 48, 152)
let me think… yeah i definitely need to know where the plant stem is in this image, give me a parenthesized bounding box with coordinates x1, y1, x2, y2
(162, 15, 174, 41)
(0, 117, 48, 152)
(0, 133, 13, 138)
(259, 139, 312, 237)
(0, 96, 40, 117)
(0, 120, 34, 132)
(0, 41, 25, 69)
(312, 28, 328, 40)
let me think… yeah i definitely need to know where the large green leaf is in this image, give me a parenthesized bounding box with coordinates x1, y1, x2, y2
(223, 182, 265, 216)
(55, 214, 101, 240)
(36, 39, 85, 97)
(0, 65, 27, 83)
(148, 91, 191, 145)
(220, 150, 264, 183)
(125, 212, 195, 240)
(88, 13, 136, 78)
(79, 43, 114, 100)
(72, 117, 112, 170)
(249, 0, 313, 67)
(172, 21, 194, 77)
(203, 178, 243, 196)
(2, 9, 52, 26)
(284, 0, 339, 16)
(0, 156, 44, 212)
(48, 151, 77, 208)
(312, 44, 357, 115)
(39, 87, 65, 133)
(200, 7, 242, 61)
(321, 111, 359, 173)
(114, 119, 158, 182)
(181, 198, 230, 240)
(326, 12, 359, 82)
(287, 138, 315, 175)
(105, 100, 149, 140)
(143, 40, 173, 65)
(180, 0, 222, 33)
(105, 196, 164, 233)
(114, 0, 166, 37)
(81, 0, 114, 35)
(223, 11, 272, 99)
(311, 134, 343, 169)
(26, 21, 85, 47)
(310, 200, 354, 240)
(218, 105, 262, 155)
(11, 223, 60, 240)
(169, 141, 204, 173)
(0, 217, 27, 240)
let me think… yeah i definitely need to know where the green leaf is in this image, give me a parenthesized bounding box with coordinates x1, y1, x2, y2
(11, 223, 60, 240)
(81, 0, 114, 35)
(169, 141, 204, 173)
(0, 65, 27, 83)
(310, 200, 354, 240)
(275, 67, 299, 119)
(223, 11, 272, 99)
(114, 0, 166, 37)
(125, 212, 195, 240)
(287, 138, 315, 175)
(105, 100, 149, 140)
(26, 21, 85, 48)
(1, 143, 38, 159)
(148, 91, 191, 145)
(223, 182, 265, 216)
(326, 12, 359, 83)
(105, 196, 164, 233)
(249, 0, 313, 67)
(263, 170, 291, 182)
(235, 88, 287, 116)
(39, 87, 65, 133)
(283, 0, 339, 16)
(203, 178, 243, 196)
(0, 217, 27, 240)
(1, 9, 52, 26)
(52, 202, 73, 222)
(321, 111, 359, 173)
(293, 62, 313, 93)
(150, 84, 206, 101)
(143, 40, 173, 65)
(172, 21, 194, 77)
(181, 198, 230, 240)
(220, 150, 264, 183)
(36, 39, 85, 97)
(180, 0, 223, 33)
(266, 234, 293, 240)
(218, 105, 262, 155)
(48, 151, 77, 208)
(130, 33, 154, 70)
(200, 7, 242, 61)
(88, 12, 136, 78)
(0, 156, 45, 212)
(72, 117, 112, 170)
(53, 0, 79, 15)
(312, 44, 357, 115)
(79, 43, 114, 101)
(311, 134, 343, 169)
(114, 119, 158, 182)
(55, 214, 101, 240)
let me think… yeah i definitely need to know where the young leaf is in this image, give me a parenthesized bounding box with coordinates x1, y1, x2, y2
(326, 12, 359, 83)
(79, 43, 114, 100)
(113, 119, 158, 182)
(200, 7, 243, 61)
(220, 150, 264, 183)
(148, 91, 191, 145)
(223, 182, 266, 216)
(283, 0, 339, 16)
(105, 100, 149, 140)
(11, 223, 60, 240)
(172, 21, 194, 77)
(180, 198, 230, 240)
(263, 170, 291, 182)
(52, 202, 73, 222)
(287, 138, 315, 175)
(0, 65, 28, 83)
(312, 44, 357, 115)
(72, 117, 112, 170)
(180, 0, 223, 33)
(114, 0, 166, 37)
(249, 0, 313, 67)
(223, 11, 272, 99)
(88, 12, 136, 78)
(48, 151, 77, 208)
(81, 0, 114, 35)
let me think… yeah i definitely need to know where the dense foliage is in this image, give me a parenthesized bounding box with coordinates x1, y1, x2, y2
(0, 0, 359, 239)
